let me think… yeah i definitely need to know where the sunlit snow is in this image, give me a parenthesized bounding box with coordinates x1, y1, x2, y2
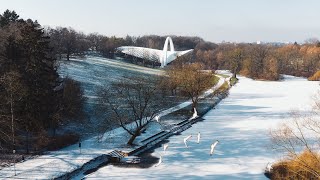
(85, 75, 319, 180)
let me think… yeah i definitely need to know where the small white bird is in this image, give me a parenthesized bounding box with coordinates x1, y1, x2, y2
(154, 155, 162, 167)
(266, 162, 273, 172)
(163, 144, 169, 152)
(154, 115, 160, 122)
(210, 140, 219, 156)
(189, 108, 198, 120)
(184, 135, 192, 148)
(197, 132, 201, 144)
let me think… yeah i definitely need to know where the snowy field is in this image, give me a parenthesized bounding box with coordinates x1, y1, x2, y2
(0, 57, 164, 179)
(0, 57, 318, 180)
(57, 56, 164, 135)
(58, 56, 163, 103)
(85, 75, 319, 180)
(0, 57, 225, 179)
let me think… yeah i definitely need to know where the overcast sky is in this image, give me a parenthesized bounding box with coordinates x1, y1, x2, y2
(1, 0, 319, 43)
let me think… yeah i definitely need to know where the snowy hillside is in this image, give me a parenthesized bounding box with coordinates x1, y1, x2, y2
(57, 56, 165, 134)
(58, 56, 163, 101)
(0, 58, 225, 180)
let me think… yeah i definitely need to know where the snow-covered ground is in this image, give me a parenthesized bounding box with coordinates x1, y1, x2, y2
(0, 57, 165, 179)
(58, 56, 163, 106)
(57, 56, 165, 135)
(1, 58, 317, 179)
(85, 75, 319, 180)
(0, 58, 226, 179)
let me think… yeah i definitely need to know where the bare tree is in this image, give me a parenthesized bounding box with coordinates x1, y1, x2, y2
(305, 38, 320, 45)
(270, 94, 320, 178)
(227, 47, 244, 78)
(165, 61, 217, 109)
(97, 76, 162, 145)
(0, 70, 27, 149)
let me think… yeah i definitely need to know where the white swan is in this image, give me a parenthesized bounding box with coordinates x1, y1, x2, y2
(184, 135, 192, 148)
(163, 144, 169, 152)
(266, 162, 273, 172)
(154, 115, 160, 122)
(154, 155, 162, 167)
(210, 140, 219, 156)
(189, 108, 198, 120)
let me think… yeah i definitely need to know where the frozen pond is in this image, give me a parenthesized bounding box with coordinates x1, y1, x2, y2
(85, 75, 319, 180)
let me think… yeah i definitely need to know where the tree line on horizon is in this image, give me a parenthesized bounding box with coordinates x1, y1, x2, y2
(45, 24, 320, 81)
(45, 27, 207, 60)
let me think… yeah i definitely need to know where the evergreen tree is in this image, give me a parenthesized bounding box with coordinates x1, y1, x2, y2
(0, 10, 60, 150)
(0, 9, 20, 27)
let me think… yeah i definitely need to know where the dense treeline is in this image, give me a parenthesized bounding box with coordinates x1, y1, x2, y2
(174, 43, 320, 80)
(46, 28, 207, 60)
(215, 43, 320, 80)
(0, 10, 85, 152)
(44, 22, 320, 80)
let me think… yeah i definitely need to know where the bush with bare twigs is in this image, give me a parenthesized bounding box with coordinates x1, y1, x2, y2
(270, 150, 320, 179)
(269, 92, 320, 179)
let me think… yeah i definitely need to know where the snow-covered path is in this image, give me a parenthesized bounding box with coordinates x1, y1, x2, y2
(85, 75, 319, 180)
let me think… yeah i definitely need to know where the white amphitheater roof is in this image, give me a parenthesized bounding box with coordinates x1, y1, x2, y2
(117, 37, 193, 67)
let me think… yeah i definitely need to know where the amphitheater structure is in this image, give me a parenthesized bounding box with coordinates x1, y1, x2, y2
(117, 37, 193, 67)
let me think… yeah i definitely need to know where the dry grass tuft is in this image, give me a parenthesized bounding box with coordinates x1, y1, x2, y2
(308, 71, 320, 81)
(271, 150, 320, 179)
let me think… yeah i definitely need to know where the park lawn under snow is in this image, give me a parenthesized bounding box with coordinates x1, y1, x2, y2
(0, 56, 317, 180)
(57, 56, 165, 135)
(0, 57, 226, 179)
(58, 56, 163, 104)
(85, 75, 319, 180)
(0, 57, 164, 179)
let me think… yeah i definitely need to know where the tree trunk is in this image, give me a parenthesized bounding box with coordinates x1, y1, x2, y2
(10, 92, 15, 149)
(26, 131, 29, 154)
(53, 127, 56, 137)
(67, 53, 70, 61)
(233, 65, 238, 79)
(232, 70, 237, 79)
(127, 128, 142, 145)
(127, 131, 139, 145)
(192, 98, 198, 109)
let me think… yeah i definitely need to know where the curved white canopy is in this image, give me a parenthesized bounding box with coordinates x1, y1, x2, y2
(117, 37, 193, 67)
